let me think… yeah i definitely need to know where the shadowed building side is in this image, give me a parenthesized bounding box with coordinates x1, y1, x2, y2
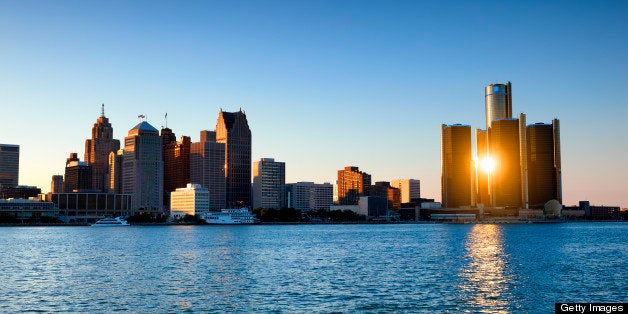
(441, 124, 473, 208)
(190, 131, 226, 210)
(527, 120, 561, 208)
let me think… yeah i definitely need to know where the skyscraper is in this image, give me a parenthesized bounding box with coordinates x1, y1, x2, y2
(84, 104, 121, 192)
(0, 144, 19, 188)
(190, 130, 226, 210)
(526, 120, 562, 207)
(108, 149, 124, 194)
(441, 124, 472, 208)
(216, 109, 252, 207)
(475, 129, 490, 206)
(485, 82, 512, 129)
(488, 119, 523, 208)
(51, 175, 64, 194)
(337, 166, 371, 205)
(122, 121, 164, 215)
(252, 158, 286, 210)
(161, 127, 191, 207)
(64, 153, 92, 192)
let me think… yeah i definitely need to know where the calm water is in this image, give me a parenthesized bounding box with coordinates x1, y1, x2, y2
(0, 223, 625, 312)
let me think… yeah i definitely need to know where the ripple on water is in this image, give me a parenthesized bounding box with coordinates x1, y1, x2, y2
(0, 223, 625, 312)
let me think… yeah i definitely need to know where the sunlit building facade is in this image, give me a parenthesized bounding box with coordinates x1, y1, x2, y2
(390, 179, 421, 204)
(216, 109, 252, 207)
(122, 121, 164, 215)
(108, 150, 124, 194)
(337, 166, 371, 205)
(441, 124, 472, 208)
(253, 158, 285, 210)
(485, 82, 512, 129)
(170, 183, 210, 219)
(0, 144, 19, 188)
(475, 129, 490, 206)
(488, 119, 523, 208)
(84, 105, 120, 192)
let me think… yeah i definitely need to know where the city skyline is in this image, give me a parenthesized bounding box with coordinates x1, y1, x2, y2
(1, 1, 627, 208)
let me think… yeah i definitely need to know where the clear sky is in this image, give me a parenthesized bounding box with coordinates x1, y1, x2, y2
(1, 0, 627, 208)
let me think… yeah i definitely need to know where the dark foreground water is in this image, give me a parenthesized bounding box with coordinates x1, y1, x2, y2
(0, 223, 625, 312)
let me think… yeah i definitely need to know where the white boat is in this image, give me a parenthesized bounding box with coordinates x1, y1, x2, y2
(91, 217, 130, 227)
(202, 208, 259, 225)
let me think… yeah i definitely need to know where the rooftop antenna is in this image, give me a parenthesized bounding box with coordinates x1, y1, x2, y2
(101, 103, 105, 117)
(165, 112, 168, 128)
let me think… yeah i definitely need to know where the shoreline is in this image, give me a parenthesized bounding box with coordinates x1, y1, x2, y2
(0, 219, 624, 227)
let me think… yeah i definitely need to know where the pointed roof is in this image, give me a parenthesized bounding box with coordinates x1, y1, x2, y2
(128, 121, 159, 136)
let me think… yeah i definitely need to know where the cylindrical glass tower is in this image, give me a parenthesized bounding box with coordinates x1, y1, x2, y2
(485, 82, 512, 129)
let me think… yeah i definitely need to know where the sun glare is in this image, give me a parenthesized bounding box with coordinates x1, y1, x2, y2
(481, 157, 495, 173)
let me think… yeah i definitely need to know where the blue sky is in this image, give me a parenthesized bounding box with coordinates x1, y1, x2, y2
(1, 0, 627, 207)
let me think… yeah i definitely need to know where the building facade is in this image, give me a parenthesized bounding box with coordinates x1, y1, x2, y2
(390, 179, 421, 204)
(441, 124, 472, 208)
(253, 158, 285, 210)
(51, 175, 64, 194)
(162, 128, 191, 207)
(0, 144, 19, 188)
(285, 182, 333, 212)
(337, 166, 371, 205)
(84, 105, 121, 192)
(64, 153, 92, 192)
(526, 120, 562, 207)
(190, 130, 226, 210)
(216, 109, 252, 207)
(488, 118, 523, 208)
(122, 121, 164, 215)
(50, 192, 133, 223)
(170, 183, 210, 219)
(485, 82, 512, 129)
(108, 150, 124, 194)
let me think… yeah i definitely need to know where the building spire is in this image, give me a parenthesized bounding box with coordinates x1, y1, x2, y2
(101, 103, 105, 117)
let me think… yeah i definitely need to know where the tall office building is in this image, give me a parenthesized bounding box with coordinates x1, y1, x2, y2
(122, 121, 164, 215)
(161, 128, 191, 207)
(84, 105, 121, 192)
(190, 130, 226, 210)
(216, 109, 252, 207)
(108, 150, 124, 194)
(526, 119, 562, 207)
(488, 119, 523, 208)
(390, 179, 421, 204)
(337, 166, 371, 205)
(441, 124, 472, 208)
(475, 129, 490, 206)
(252, 158, 285, 210)
(485, 82, 512, 129)
(0, 144, 19, 188)
(285, 182, 334, 211)
(64, 153, 92, 192)
(51, 175, 64, 194)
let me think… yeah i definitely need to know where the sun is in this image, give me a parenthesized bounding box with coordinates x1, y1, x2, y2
(481, 157, 496, 173)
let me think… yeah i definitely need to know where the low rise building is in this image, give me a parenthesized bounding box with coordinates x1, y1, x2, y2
(170, 184, 210, 219)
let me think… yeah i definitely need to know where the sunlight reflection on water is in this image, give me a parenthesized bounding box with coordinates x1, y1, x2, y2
(0, 223, 625, 312)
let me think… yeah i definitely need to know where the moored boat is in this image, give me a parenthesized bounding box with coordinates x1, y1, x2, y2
(91, 217, 130, 227)
(202, 208, 259, 224)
